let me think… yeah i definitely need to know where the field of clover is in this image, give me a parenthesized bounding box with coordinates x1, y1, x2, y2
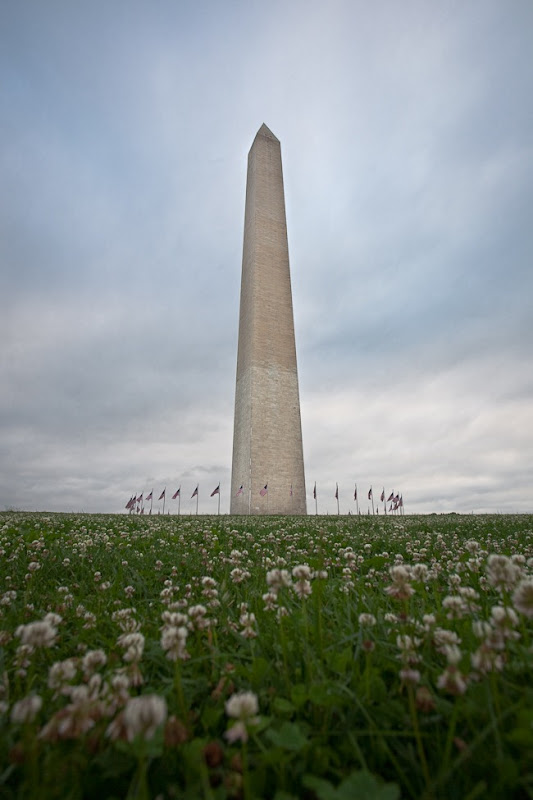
(0, 512, 532, 800)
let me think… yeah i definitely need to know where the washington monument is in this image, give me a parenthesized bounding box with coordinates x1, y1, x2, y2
(230, 124, 306, 515)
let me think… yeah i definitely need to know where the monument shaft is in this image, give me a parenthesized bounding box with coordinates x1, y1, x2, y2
(231, 124, 306, 515)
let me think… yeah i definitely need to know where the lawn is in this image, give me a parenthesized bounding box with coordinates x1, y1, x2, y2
(0, 511, 531, 799)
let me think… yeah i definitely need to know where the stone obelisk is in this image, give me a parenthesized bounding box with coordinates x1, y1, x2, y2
(230, 124, 306, 515)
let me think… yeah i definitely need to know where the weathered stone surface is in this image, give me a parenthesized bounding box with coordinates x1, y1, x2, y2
(230, 124, 306, 515)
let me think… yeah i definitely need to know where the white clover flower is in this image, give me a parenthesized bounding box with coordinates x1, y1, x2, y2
(160, 625, 189, 661)
(122, 694, 167, 742)
(442, 595, 467, 619)
(112, 607, 140, 633)
(1, 590, 17, 606)
(111, 673, 131, 693)
(442, 644, 462, 666)
(118, 632, 145, 663)
(224, 719, 249, 744)
(486, 554, 522, 591)
(342, 567, 353, 578)
(512, 578, 533, 618)
(411, 564, 429, 582)
(239, 610, 257, 639)
(44, 613, 62, 627)
(82, 649, 107, 676)
(358, 613, 376, 627)
(472, 620, 492, 639)
(491, 605, 519, 629)
(385, 565, 414, 599)
(161, 610, 188, 627)
(225, 690, 259, 720)
(16, 619, 58, 649)
(397, 634, 422, 652)
(266, 568, 292, 593)
(433, 628, 461, 650)
(471, 644, 505, 674)
(262, 591, 278, 611)
(48, 658, 78, 690)
(437, 666, 467, 695)
(82, 612, 97, 630)
(11, 694, 42, 724)
(292, 565, 312, 581)
(399, 668, 421, 685)
(188, 605, 209, 630)
(230, 567, 251, 584)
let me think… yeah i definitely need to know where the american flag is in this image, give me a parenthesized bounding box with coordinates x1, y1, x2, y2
(313, 482, 317, 499)
(191, 485, 198, 498)
(210, 484, 220, 497)
(260, 484, 268, 497)
(335, 484, 339, 500)
(146, 490, 153, 501)
(172, 488, 181, 499)
(368, 487, 373, 500)
(236, 485, 244, 496)
(158, 489, 166, 500)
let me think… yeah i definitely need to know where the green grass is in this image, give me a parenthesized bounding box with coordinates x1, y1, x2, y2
(0, 512, 532, 799)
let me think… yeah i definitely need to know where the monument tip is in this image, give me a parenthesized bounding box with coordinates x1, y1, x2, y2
(256, 123, 279, 142)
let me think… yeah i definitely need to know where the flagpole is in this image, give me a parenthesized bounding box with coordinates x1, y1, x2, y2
(162, 489, 166, 515)
(369, 487, 374, 515)
(336, 484, 340, 516)
(196, 489, 199, 516)
(178, 491, 181, 517)
(218, 488, 221, 516)
(355, 483, 359, 516)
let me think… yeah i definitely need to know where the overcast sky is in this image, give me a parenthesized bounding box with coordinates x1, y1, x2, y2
(1, 0, 532, 516)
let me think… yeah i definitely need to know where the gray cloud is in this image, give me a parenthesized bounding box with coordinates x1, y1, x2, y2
(1, 0, 532, 514)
